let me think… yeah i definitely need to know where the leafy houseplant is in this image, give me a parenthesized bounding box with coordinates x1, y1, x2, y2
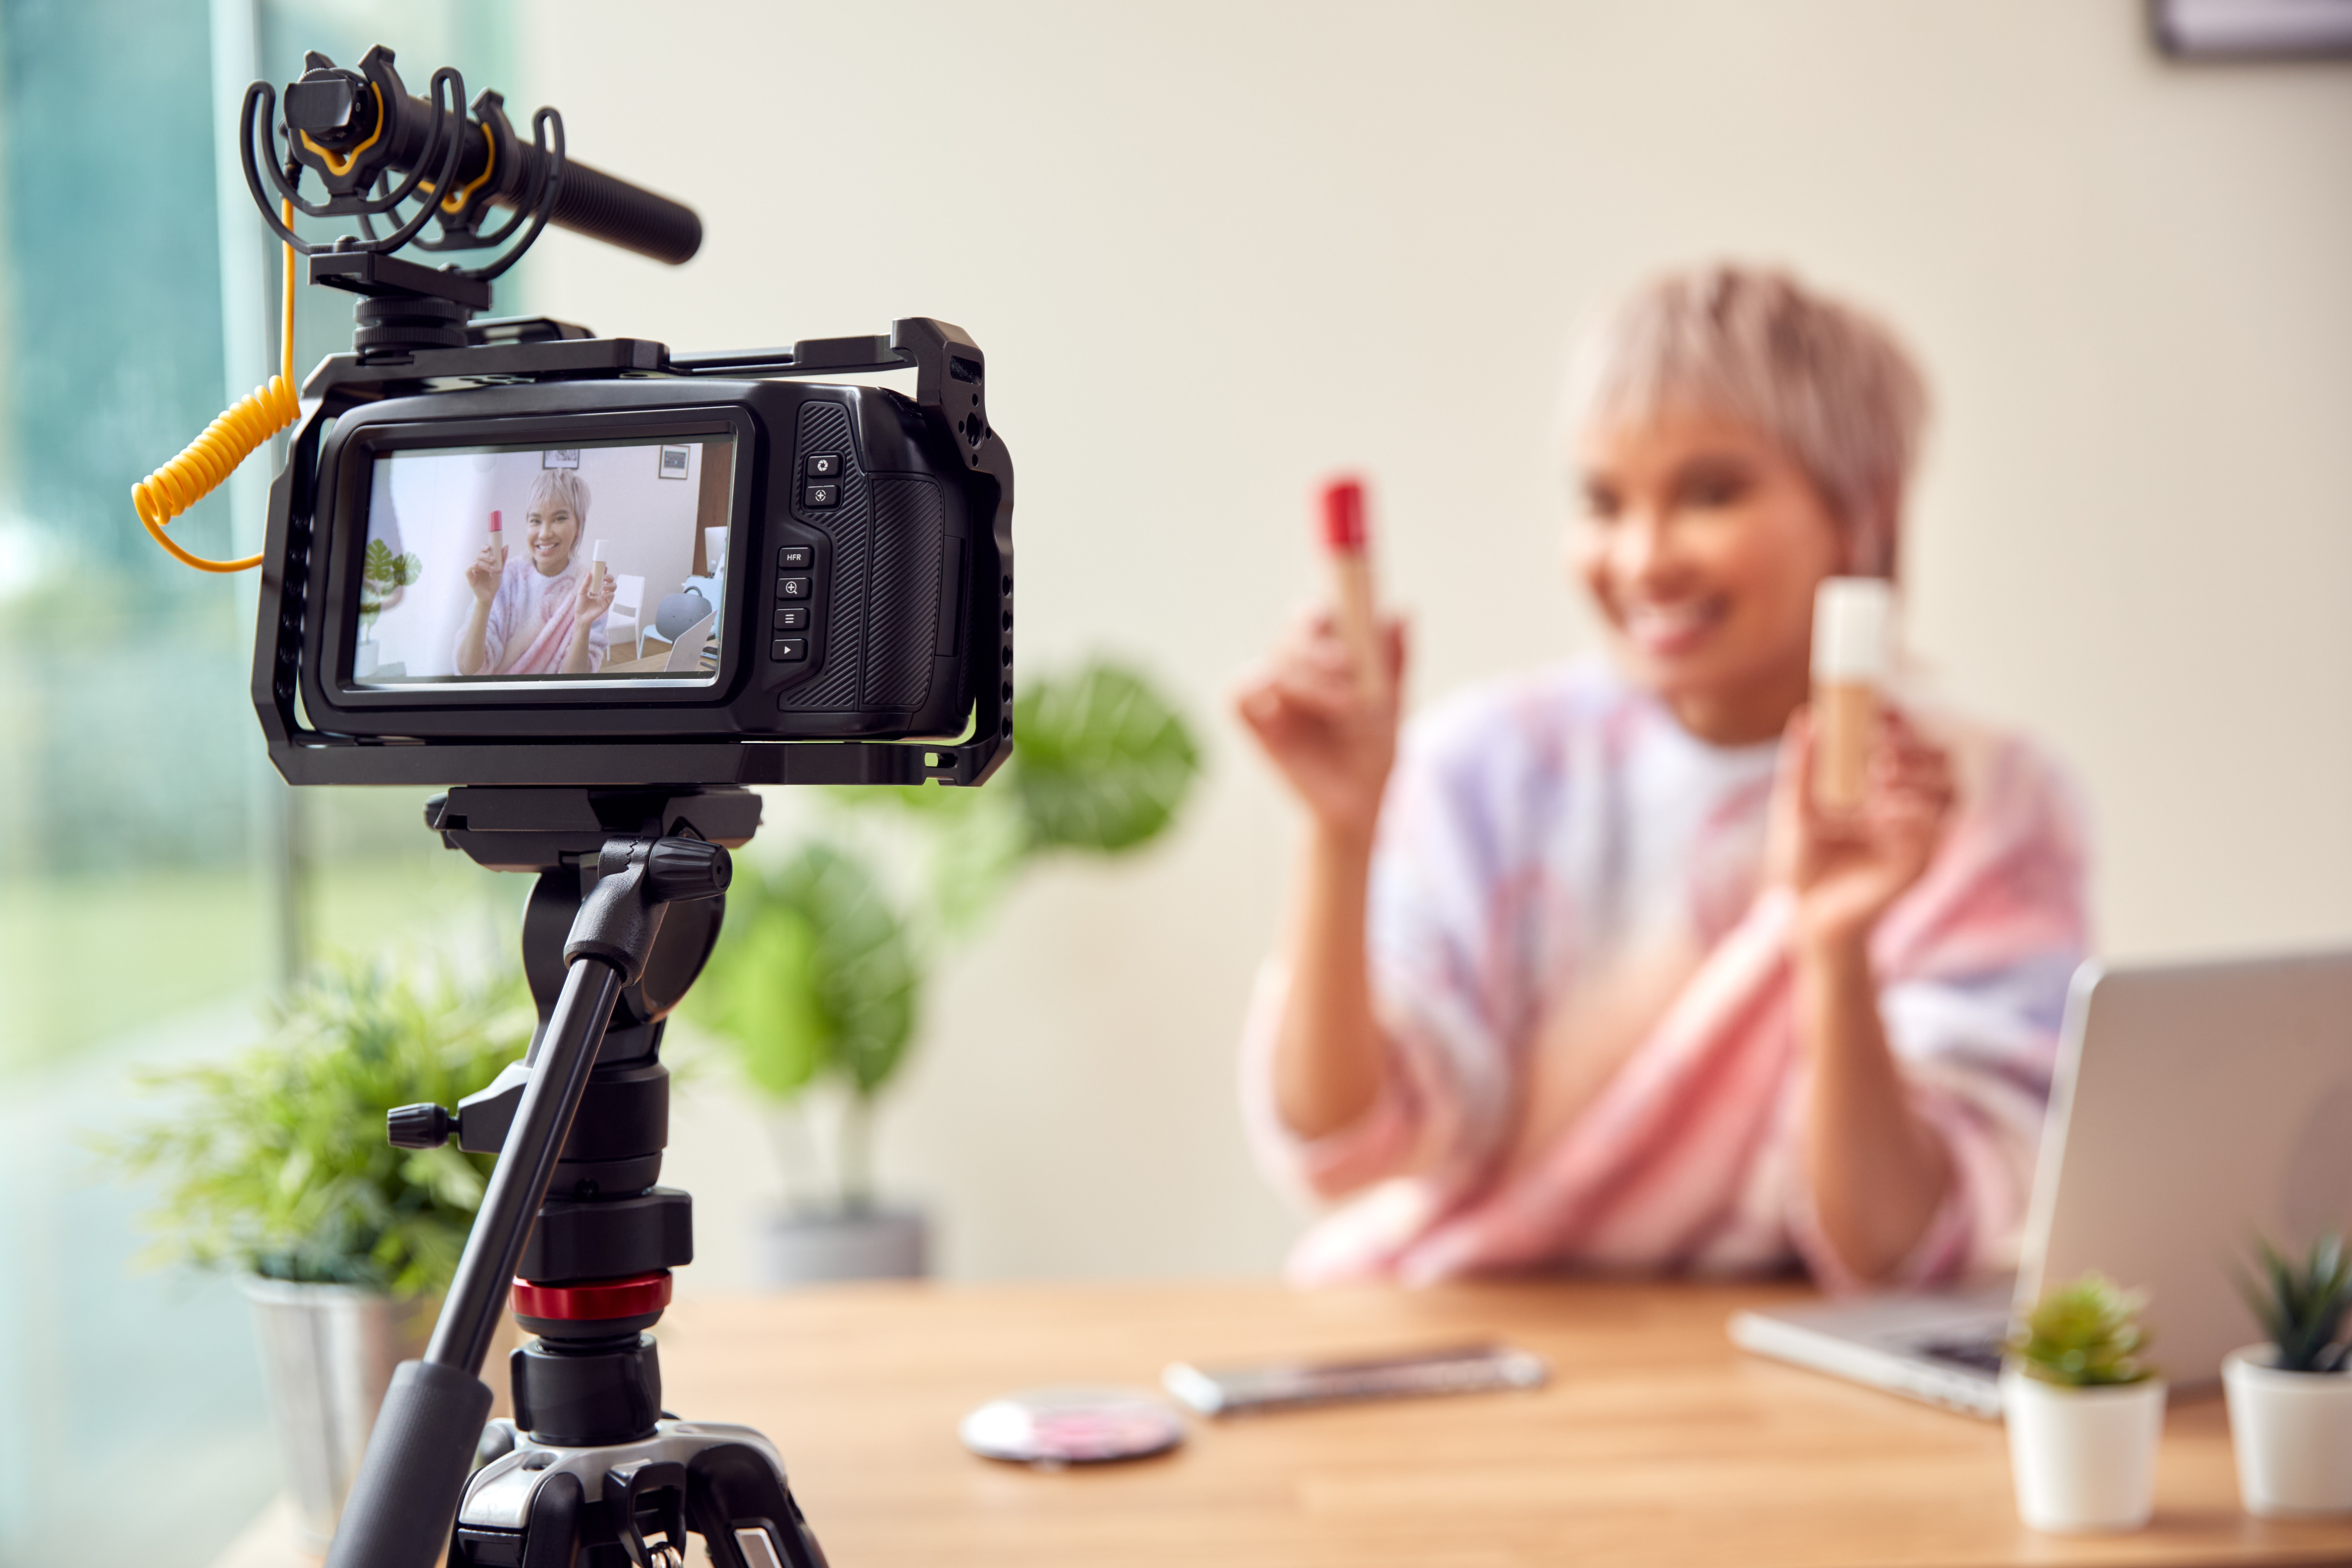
(2223, 1232, 2352, 1516)
(358, 538, 424, 635)
(698, 839, 920, 1215)
(106, 956, 526, 1292)
(2001, 1274, 2168, 1533)
(356, 538, 422, 675)
(102, 957, 530, 1547)
(692, 658, 1201, 1283)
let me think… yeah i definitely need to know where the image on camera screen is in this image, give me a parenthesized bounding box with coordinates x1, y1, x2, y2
(351, 435, 738, 687)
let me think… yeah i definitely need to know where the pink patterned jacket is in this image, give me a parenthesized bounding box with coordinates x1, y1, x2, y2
(1242, 661, 2090, 1290)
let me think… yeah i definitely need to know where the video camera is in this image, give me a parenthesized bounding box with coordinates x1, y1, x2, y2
(130, 44, 1022, 1568)
(231, 44, 1013, 791)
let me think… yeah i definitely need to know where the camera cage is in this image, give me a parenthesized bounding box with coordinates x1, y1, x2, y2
(255, 312, 1015, 791)
(194, 46, 1021, 1568)
(222, 44, 1010, 795)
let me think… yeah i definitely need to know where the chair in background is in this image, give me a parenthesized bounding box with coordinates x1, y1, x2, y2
(663, 609, 716, 672)
(607, 573, 646, 660)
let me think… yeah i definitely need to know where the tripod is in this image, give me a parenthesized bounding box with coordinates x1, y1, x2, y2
(326, 785, 827, 1568)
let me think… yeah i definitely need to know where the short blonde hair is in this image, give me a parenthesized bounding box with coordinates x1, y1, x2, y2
(528, 469, 592, 528)
(1562, 263, 1928, 578)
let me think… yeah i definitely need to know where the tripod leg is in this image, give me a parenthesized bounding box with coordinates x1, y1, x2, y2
(334, 825, 733, 1568)
(687, 1445, 830, 1568)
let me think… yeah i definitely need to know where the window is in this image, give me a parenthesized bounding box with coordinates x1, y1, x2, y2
(0, 2, 519, 1559)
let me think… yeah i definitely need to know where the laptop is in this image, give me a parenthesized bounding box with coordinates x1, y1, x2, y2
(1730, 949, 2352, 1418)
(662, 609, 716, 671)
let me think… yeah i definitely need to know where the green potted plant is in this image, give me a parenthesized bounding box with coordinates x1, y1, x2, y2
(2224, 1232, 2352, 1516)
(697, 837, 929, 1280)
(356, 537, 422, 677)
(692, 657, 1201, 1285)
(100, 956, 528, 1550)
(2002, 1272, 2167, 1533)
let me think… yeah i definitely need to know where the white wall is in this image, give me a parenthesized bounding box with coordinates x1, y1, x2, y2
(558, 440, 704, 616)
(509, 0, 2352, 1285)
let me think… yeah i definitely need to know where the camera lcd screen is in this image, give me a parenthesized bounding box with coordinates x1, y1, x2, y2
(351, 435, 737, 688)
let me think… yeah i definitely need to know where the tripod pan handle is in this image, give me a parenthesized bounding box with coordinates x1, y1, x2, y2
(323, 1359, 494, 1568)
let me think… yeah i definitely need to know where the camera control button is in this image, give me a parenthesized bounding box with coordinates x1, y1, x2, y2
(803, 483, 839, 508)
(772, 638, 809, 662)
(778, 576, 811, 600)
(777, 545, 812, 571)
(773, 606, 808, 631)
(806, 454, 842, 479)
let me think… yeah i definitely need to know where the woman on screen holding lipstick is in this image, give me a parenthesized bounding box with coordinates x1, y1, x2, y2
(455, 469, 616, 677)
(1233, 264, 2087, 1291)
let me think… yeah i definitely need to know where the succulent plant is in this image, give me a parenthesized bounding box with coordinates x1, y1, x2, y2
(2008, 1273, 2157, 1387)
(2237, 1233, 2352, 1374)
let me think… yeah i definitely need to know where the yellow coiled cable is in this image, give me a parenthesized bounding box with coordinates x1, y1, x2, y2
(130, 200, 301, 573)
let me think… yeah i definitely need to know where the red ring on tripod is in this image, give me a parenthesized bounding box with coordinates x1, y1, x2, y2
(511, 1270, 674, 1322)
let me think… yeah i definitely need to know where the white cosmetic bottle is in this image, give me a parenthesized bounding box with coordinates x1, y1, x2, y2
(1811, 577, 1894, 816)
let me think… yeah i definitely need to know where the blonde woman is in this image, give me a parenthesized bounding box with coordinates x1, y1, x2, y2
(1234, 264, 2087, 1290)
(455, 469, 615, 677)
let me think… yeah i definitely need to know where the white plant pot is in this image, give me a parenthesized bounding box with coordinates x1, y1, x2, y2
(354, 638, 380, 678)
(2223, 1345, 2352, 1516)
(2001, 1368, 2167, 1533)
(751, 1204, 929, 1288)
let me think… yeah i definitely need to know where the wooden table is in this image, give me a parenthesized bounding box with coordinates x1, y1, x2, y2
(606, 643, 670, 672)
(221, 1280, 2352, 1568)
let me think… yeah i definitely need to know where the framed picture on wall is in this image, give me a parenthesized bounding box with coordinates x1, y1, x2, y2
(658, 444, 692, 479)
(542, 449, 581, 470)
(2151, 0, 2352, 57)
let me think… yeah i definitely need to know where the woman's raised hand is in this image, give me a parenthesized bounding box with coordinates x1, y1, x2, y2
(466, 544, 504, 605)
(574, 570, 617, 631)
(1233, 605, 1408, 842)
(1769, 704, 1955, 950)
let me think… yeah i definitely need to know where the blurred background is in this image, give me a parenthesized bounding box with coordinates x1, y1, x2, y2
(6, 0, 2352, 1560)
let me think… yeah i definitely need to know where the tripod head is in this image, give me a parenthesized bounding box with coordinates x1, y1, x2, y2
(344, 787, 829, 1568)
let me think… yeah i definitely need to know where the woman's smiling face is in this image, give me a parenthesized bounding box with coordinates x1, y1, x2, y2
(1571, 406, 1847, 745)
(524, 500, 581, 575)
